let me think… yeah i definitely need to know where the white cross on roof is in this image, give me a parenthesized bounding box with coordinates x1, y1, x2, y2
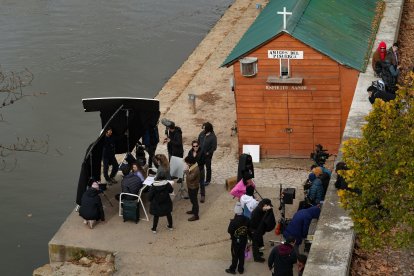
(277, 7, 292, 30)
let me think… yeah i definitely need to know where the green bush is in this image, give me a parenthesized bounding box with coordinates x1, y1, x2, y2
(339, 77, 414, 249)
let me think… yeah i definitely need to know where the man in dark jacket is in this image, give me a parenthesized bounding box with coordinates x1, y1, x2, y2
(102, 128, 119, 184)
(198, 122, 217, 185)
(283, 206, 321, 247)
(142, 126, 159, 168)
(164, 122, 184, 160)
(79, 182, 105, 229)
(249, 198, 273, 262)
(225, 202, 250, 275)
(268, 236, 297, 276)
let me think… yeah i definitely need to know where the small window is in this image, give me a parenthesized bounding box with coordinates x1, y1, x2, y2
(280, 59, 289, 78)
(240, 57, 258, 77)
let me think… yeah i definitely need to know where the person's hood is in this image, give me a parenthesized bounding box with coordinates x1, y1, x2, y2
(240, 194, 258, 211)
(278, 243, 294, 256)
(377, 41, 387, 51)
(307, 206, 321, 219)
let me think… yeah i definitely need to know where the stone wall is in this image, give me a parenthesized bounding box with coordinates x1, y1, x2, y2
(303, 1, 405, 275)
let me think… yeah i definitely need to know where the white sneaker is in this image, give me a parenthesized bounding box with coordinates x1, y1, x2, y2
(151, 228, 157, 234)
(166, 225, 173, 231)
(88, 220, 94, 229)
(83, 220, 87, 225)
(259, 246, 265, 251)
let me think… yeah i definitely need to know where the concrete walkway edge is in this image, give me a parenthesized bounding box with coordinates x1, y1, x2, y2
(303, 1, 405, 275)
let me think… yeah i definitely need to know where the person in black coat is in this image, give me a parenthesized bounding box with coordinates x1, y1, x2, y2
(187, 140, 206, 202)
(79, 182, 105, 229)
(148, 176, 174, 233)
(102, 128, 119, 184)
(268, 237, 297, 276)
(198, 122, 217, 185)
(225, 202, 250, 275)
(164, 122, 184, 160)
(249, 198, 273, 263)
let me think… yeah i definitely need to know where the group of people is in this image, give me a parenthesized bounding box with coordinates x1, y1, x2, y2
(78, 121, 217, 232)
(368, 41, 401, 104)
(226, 173, 317, 275)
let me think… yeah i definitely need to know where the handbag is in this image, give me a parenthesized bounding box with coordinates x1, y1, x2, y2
(244, 244, 252, 260)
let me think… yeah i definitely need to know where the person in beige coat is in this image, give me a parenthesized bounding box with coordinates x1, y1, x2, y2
(184, 156, 200, 221)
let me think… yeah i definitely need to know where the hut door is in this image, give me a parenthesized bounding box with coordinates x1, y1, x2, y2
(286, 96, 315, 158)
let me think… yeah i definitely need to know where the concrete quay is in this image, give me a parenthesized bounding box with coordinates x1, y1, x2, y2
(46, 0, 405, 275)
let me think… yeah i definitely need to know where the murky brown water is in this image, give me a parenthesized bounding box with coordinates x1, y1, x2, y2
(0, 0, 232, 274)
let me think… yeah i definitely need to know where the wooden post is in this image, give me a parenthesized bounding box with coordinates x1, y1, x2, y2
(188, 94, 196, 114)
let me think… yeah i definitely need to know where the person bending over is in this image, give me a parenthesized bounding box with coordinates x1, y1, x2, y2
(249, 198, 273, 262)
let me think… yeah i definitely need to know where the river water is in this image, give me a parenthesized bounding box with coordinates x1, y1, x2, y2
(0, 0, 232, 274)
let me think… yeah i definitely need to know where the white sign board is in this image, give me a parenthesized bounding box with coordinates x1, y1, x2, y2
(243, 145, 260, 163)
(268, 50, 304, 59)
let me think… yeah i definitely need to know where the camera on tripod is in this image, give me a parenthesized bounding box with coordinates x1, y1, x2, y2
(310, 144, 331, 166)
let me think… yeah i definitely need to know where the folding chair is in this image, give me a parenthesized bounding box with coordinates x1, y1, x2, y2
(118, 188, 149, 221)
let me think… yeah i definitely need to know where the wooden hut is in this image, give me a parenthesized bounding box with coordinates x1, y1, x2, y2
(222, 0, 380, 158)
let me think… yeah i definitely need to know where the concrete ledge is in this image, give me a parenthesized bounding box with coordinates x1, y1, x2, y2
(304, 1, 405, 275)
(48, 242, 112, 263)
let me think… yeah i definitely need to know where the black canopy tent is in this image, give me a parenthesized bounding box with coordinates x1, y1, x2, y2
(76, 97, 160, 205)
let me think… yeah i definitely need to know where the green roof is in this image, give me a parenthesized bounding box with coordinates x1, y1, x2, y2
(222, 0, 380, 71)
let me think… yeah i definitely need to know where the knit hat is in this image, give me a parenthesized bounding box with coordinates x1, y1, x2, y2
(312, 167, 323, 177)
(262, 198, 273, 207)
(234, 202, 243, 215)
(91, 182, 100, 190)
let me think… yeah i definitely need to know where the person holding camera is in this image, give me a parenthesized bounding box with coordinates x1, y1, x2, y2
(164, 122, 184, 160)
(79, 181, 105, 229)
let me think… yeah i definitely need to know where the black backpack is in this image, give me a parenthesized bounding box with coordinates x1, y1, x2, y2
(379, 61, 396, 88)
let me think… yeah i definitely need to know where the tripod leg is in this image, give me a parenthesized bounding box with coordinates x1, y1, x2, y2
(102, 192, 113, 207)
